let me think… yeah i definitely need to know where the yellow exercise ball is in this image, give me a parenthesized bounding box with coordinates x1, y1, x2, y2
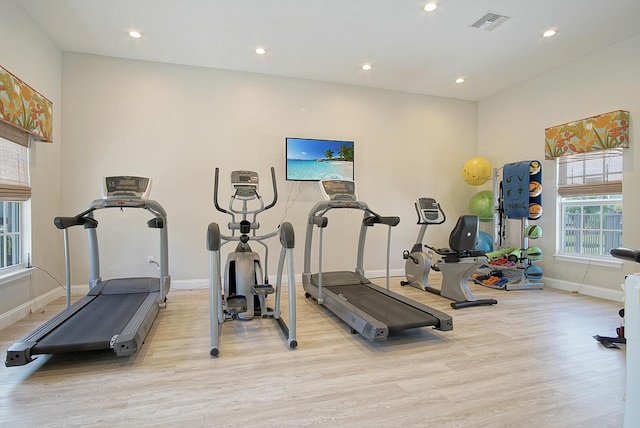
(462, 157, 493, 186)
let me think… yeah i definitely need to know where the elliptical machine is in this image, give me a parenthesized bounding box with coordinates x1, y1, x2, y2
(206, 168, 297, 356)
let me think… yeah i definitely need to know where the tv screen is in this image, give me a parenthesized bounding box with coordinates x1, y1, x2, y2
(286, 137, 354, 181)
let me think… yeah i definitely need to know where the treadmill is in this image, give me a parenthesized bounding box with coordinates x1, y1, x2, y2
(6, 176, 170, 366)
(302, 180, 452, 341)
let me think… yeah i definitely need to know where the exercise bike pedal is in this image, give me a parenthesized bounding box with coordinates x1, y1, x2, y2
(225, 295, 248, 314)
(252, 284, 274, 296)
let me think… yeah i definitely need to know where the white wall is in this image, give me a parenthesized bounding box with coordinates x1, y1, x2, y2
(61, 53, 478, 286)
(478, 34, 640, 298)
(0, 0, 63, 322)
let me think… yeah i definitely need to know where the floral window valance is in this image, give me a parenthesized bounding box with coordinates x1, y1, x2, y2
(544, 110, 629, 160)
(0, 65, 53, 143)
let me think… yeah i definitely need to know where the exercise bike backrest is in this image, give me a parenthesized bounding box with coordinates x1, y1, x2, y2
(427, 215, 484, 259)
(449, 215, 480, 253)
(213, 167, 278, 235)
(610, 247, 640, 264)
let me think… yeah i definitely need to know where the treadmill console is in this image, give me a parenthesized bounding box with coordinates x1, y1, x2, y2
(104, 176, 151, 199)
(319, 180, 357, 201)
(230, 170, 259, 200)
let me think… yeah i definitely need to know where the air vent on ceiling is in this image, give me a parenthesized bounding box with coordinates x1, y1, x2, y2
(470, 11, 510, 31)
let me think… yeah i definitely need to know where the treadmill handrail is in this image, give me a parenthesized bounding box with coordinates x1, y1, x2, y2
(610, 247, 640, 263)
(54, 215, 98, 230)
(303, 199, 399, 278)
(363, 215, 400, 227)
(55, 196, 170, 303)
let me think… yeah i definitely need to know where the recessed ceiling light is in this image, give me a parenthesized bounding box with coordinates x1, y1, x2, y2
(542, 29, 557, 38)
(128, 31, 142, 39)
(424, 2, 438, 12)
(255, 47, 266, 55)
(362, 64, 372, 71)
(455, 77, 465, 84)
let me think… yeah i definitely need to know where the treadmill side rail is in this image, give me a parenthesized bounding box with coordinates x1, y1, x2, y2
(5, 295, 96, 367)
(112, 292, 161, 356)
(323, 291, 389, 341)
(5, 341, 38, 367)
(370, 284, 454, 332)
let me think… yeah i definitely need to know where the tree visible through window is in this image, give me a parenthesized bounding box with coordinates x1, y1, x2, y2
(0, 201, 21, 268)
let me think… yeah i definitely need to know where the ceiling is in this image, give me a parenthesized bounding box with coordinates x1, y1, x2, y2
(16, 0, 640, 101)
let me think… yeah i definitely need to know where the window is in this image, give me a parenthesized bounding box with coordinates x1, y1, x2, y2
(557, 148, 623, 258)
(0, 132, 31, 273)
(0, 201, 21, 268)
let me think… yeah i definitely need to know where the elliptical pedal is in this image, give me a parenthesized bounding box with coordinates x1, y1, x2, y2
(225, 295, 247, 314)
(252, 284, 275, 295)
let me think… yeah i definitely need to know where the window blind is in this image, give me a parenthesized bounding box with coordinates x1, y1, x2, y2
(557, 148, 622, 197)
(0, 127, 31, 201)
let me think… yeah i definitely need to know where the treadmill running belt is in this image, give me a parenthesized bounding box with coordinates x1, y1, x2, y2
(33, 293, 150, 354)
(326, 284, 440, 332)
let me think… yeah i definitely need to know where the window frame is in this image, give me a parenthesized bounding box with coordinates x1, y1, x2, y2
(0, 131, 32, 281)
(555, 149, 623, 262)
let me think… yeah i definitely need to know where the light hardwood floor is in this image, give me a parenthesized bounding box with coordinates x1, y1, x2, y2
(0, 275, 626, 427)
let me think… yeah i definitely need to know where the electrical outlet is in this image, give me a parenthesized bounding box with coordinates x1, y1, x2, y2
(148, 256, 154, 264)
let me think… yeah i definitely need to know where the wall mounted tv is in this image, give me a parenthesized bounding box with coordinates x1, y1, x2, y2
(285, 137, 355, 181)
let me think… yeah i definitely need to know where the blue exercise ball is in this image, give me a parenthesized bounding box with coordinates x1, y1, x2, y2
(524, 265, 543, 280)
(475, 231, 494, 253)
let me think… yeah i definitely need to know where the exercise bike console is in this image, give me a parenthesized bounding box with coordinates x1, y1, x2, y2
(415, 197, 445, 224)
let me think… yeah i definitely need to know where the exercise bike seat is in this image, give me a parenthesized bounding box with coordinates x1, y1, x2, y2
(426, 215, 486, 261)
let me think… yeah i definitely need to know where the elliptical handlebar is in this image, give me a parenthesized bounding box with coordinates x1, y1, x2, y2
(212, 168, 228, 214)
(213, 167, 278, 216)
(264, 167, 278, 211)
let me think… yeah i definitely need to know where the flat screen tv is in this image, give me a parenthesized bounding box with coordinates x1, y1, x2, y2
(285, 137, 354, 181)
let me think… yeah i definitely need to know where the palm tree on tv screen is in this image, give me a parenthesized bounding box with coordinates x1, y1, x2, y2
(324, 149, 334, 160)
(338, 144, 354, 162)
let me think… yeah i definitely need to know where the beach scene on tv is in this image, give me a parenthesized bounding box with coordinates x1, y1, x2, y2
(286, 138, 354, 181)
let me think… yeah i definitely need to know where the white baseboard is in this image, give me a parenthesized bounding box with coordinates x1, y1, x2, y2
(171, 278, 208, 290)
(365, 268, 404, 279)
(544, 277, 624, 302)
(171, 275, 306, 291)
(0, 287, 66, 331)
(171, 270, 405, 291)
(3, 271, 621, 331)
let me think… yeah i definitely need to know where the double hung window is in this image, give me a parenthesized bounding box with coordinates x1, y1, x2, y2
(557, 148, 623, 258)
(0, 132, 30, 271)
